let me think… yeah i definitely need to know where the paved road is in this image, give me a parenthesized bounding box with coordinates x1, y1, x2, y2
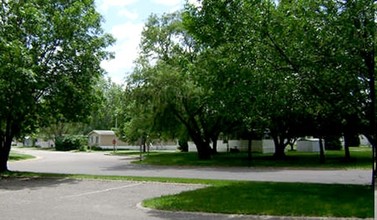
(9, 148, 372, 185)
(3, 148, 374, 220)
(0, 178, 206, 220)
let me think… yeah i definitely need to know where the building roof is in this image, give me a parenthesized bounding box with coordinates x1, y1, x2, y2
(88, 130, 115, 136)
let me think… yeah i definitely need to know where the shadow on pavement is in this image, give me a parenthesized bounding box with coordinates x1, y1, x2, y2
(144, 208, 326, 220)
(0, 176, 80, 191)
(146, 209, 255, 220)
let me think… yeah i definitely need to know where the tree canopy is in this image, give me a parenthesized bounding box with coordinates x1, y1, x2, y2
(0, 0, 114, 171)
(182, 0, 376, 158)
(121, 13, 213, 158)
(122, 0, 375, 162)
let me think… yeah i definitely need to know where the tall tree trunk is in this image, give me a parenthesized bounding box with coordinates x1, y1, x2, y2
(191, 134, 211, 160)
(274, 145, 285, 159)
(365, 134, 376, 185)
(319, 137, 325, 164)
(196, 142, 212, 160)
(272, 135, 286, 159)
(211, 139, 218, 154)
(0, 134, 13, 172)
(175, 111, 213, 160)
(190, 131, 212, 160)
(0, 145, 11, 172)
(0, 117, 16, 172)
(210, 132, 220, 154)
(140, 135, 147, 153)
(360, 1, 375, 185)
(344, 143, 351, 162)
(247, 137, 252, 162)
(193, 137, 212, 160)
(344, 132, 351, 162)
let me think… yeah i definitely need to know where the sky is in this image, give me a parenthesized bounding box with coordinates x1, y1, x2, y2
(95, 0, 197, 85)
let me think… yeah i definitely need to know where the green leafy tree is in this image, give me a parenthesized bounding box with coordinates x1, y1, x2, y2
(184, 0, 304, 158)
(85, 77, 125, 133)
(125, 12, 229, 159)
(0, 0, 114, 171)
(38, 122, 87, 146)
(184, 0, 375, 161)
(271, 0, 376, 160)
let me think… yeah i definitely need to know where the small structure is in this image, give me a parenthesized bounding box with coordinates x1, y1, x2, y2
(23, 136, 54, 148)
(359, 135, 371, 147)
(188, 139, 275, 154)
(88, 130, 127, 149)
(296, 138, 323, 152)
(251, 139, 275, 154)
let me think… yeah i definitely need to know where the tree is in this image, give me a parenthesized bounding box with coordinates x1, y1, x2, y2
(184, 0, 306, 158)
(273, 0, 376, 161)
(86, 77, 125, 133)
(38, 122, 87, 146)
(125, 12, 229, 159)
(37, 77, 125, 146)
(184, 0, 376, 161)
(0, 0, 114, 172)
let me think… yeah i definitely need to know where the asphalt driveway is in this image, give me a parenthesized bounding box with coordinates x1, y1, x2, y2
(0, 177, 208, 220)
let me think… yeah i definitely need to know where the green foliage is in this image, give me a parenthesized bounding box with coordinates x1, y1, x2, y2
(0, 0, 114, 170)
(183, 0, 376, 157)
(55, 135, 87, 151)
(121, 0, 376, 161)
(39, 122, 88, 142)
(178, 139, 189, 152)
(86, 77, 125, 133)
(123, 12, 220, 158)
(324, 136, 342, 150)
(143, 182, 373, 218)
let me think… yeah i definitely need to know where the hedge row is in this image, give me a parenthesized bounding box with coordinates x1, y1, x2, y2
(55, 135, 87, 151)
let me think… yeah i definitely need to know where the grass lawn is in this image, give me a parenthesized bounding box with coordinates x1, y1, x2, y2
(9, 151, 35, 161)
(132, 147, 372, 169)
(143, 181, 373, 218)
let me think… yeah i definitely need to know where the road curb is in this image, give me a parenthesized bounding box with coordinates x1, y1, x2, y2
(136, 202, 372, 220)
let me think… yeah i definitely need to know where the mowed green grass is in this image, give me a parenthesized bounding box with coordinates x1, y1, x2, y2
(121, 147, 373, 218)
(133, 147, 372, 169)
(143, 181, 373, 218)
(9, 151, 35, 161)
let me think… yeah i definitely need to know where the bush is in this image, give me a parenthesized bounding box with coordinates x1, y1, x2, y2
(178, 139, 189, 152)
(324, 136, 342, 150)
(344, 134, 360, 147)
(55, 135, 87, 151)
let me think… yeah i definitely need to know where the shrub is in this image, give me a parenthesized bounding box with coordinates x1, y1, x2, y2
(344, 134, 360, 147)
(55, 135, 87, 151)
(324, 136, 342, 150)
(178, 139, 189, 152)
